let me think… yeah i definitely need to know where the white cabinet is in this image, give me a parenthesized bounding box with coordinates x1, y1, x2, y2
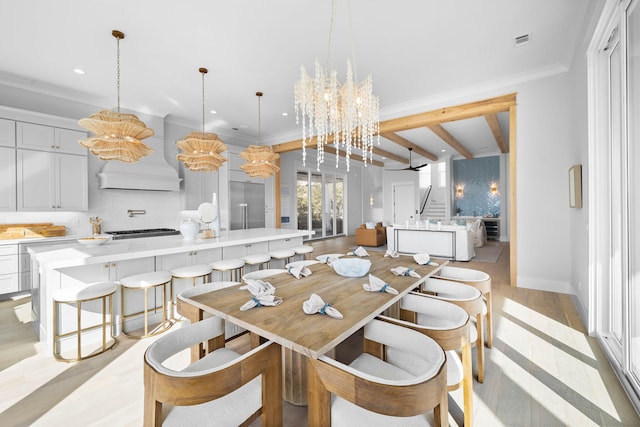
(222, 241, 269, 259)
(17, 150, 88, 211)
(268, 237, 302, 251)
(16, 122, 87, 155)
(0, 119, 15, 147)
(0, 244, 19, 295)
(0, 147, 16, 211)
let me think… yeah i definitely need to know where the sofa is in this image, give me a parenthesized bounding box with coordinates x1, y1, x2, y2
(355, 222, 387, 247)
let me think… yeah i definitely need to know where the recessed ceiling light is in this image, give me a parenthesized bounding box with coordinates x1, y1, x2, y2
(73, 68, 85, 75)
(209, 110, 217, 114)
(382, 156, 386, 160)
(441, 149, 446, 152)
(282, 112, 288, 116)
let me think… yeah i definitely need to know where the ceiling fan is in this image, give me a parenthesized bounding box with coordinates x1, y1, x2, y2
(386, 148, 430, 171)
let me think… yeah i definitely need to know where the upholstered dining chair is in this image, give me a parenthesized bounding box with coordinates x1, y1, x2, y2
(422, 277, 486, 383)
(242, 268, 287, 281)
(176, 282, 243, 363)
(143, 316, 282, 427)
(307, 317, 449, 426)
(389, 292, 474, 427)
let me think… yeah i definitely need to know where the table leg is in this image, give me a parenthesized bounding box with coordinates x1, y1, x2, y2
(282, 347, 336, 406)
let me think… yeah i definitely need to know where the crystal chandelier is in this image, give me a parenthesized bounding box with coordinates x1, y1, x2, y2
(176, 67, 228, 172)
(78, 30, 154, 163)
(239, 92, 280, 178)
(294, 0, 379, 171)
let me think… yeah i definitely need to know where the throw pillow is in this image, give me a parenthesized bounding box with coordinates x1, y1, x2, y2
(365, 221, 375, 229)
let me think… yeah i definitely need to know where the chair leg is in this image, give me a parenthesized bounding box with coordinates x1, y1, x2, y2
(476, 313, 485, 383)
(486, 292, 493, 348)
(461, 343, 473, 427)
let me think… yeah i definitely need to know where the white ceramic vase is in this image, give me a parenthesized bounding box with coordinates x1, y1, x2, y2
(180, 219, 200, 240)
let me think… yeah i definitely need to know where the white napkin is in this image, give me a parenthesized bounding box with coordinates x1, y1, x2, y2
(302, 293, 343, 319)
(384, 249, 400, 258)
(319, 255, 340, 265)
(390, 266, 421, 278)
(288, 264, 312, 279)
(362, 274, 399, 294)
(239, 279, 283, 311)
(347, 246, 369, 257)
(413, 253, 438, 266)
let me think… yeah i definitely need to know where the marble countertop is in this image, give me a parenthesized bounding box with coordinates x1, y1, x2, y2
(28, 228, 308, 269)
(0, 234, 81, 246)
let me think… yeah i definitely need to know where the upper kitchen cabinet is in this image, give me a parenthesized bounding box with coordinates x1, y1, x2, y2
(0, 119, 16, 147)
(0, 147, 16, 211)
(16, 122, 87, 155)
(17, 150, 88, 211)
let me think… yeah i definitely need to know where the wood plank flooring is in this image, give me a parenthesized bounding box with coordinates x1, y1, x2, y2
(0, 236, 638, 426)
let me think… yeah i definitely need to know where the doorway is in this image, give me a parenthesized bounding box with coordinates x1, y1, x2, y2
(392, 182, 416, 225)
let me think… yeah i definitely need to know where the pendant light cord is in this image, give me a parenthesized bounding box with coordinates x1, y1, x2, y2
(201, 70, 205, 134)
(257, 92, 262, 146)
(326, 0, 337, 71)
(116, 36, 120, 113)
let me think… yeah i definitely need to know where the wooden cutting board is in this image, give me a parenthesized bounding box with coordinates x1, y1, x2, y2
(0, 223, 67, 240)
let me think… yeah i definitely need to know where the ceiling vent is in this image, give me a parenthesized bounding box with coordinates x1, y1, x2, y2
(514, 34, 530, 47)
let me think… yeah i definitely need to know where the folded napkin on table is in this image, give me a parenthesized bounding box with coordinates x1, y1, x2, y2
(347, 246, 369, 257)
(319, 255, 341, 265)
(239, 279, 283, 311)
(302, 293, 343, 319)
(413, 253, 439, 266)
(287, 264, 312, 279)
(384, 249, 400, 258)
(362, 274, 399, 294)
(390, 266, 421, 278)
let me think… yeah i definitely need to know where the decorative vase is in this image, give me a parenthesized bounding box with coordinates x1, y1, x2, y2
(180, 219, 199, 241)
(211, 192, 221, 235)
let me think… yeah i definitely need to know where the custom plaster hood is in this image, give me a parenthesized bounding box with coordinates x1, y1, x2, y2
(97, 135, 182, 191)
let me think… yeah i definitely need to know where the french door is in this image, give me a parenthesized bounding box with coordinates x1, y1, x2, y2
(593, 0, 640, 405)
(296, 171, 344, 239)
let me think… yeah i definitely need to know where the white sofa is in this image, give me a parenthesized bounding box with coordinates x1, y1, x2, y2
(386, 224, 475, 261)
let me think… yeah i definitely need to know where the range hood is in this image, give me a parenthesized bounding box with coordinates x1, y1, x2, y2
(97, 136, 182, 191)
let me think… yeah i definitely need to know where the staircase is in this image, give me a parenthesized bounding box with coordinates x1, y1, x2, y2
(426, 200, 447, 219)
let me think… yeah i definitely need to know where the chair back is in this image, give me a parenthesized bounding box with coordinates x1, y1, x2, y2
(242, 269, 287, 280)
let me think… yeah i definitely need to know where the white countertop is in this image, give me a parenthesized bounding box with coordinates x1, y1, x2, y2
(0, 234, 81, 246)
(29, 228, 308, 269)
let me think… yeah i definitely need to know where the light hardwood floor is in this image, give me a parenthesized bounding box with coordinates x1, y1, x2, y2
(0, 236, 638, 426)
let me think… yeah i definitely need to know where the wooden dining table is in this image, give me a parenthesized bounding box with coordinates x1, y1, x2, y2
(189, 251, 446, 405)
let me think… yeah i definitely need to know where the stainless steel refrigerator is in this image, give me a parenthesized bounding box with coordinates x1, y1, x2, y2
(229, 181, 266, 230)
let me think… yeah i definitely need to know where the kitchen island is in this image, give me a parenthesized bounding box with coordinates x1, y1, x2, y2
(29, 228, 308, 355)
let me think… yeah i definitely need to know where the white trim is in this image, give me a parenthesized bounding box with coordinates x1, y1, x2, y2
(517, 276, 572, 295)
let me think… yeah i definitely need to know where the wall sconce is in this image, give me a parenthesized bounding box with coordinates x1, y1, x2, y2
(369, 194, 375, 207)
(456, 185, 464, 198)
(490, 182, 498, 196)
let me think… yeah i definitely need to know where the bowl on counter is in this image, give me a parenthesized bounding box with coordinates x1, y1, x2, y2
(77, 234, 112, 246)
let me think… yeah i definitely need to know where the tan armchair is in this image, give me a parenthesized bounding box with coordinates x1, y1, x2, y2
(355, 222, 386, 247)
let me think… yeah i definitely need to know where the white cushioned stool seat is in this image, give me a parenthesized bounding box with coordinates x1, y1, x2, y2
(119, 271, 173, 339)
(210, 258, 245, 281)
(292, 245, 314, 260)
(242, 253, 271, 264)
(170, 264, 213, 278)
(120, 271, 172, 288)
(268, 249, 295, 259)
(52, 281, 118, 362)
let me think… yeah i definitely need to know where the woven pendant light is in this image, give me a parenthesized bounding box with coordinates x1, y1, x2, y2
(78, 30, 154, 163)
(239, 92, 280, 178)
(176, 67, 228, 172)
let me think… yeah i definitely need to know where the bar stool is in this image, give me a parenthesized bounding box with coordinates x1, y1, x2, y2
(169, 263, 213, 301)
(268, 249, 296, 268)
(210, 258, 245, 282)
(120, 271, 173, 339)
(242, 253, 272, 271)
(52, 281, 117, 362)
(435, 265, 493, 348)
(292, 245, 314, 260)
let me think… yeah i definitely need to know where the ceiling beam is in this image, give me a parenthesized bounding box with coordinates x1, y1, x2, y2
(378, 93, 517, 134)
(271, 93, 517, 154)
(371, 146, 409, 164)
(426, 124, 473, 159)
(322, 146, 385, 167)
(485, 113, 508, 153)
(380, 132, 438, 161)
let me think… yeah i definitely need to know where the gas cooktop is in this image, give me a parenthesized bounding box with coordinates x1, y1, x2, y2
(104, 228, 180, 240)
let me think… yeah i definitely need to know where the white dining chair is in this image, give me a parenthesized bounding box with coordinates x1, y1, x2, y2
(242, 268, 287, 281)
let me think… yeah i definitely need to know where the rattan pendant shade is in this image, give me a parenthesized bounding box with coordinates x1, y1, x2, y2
(78, 30, 154, 163)
(239, 92, 279, 178)
(176, 68, 227, 172)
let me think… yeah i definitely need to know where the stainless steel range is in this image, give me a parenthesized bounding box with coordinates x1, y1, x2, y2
(104, 228, 180, 240)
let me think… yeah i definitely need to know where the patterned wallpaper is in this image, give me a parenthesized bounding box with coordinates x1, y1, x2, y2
(453, 156, 500, 217)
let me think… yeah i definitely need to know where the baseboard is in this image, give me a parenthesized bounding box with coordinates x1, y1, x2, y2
(517, 275, 573, 294)
(571, 293, 589, 333)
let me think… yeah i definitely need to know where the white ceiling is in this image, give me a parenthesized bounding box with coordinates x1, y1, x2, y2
(0, 0, 594, 166)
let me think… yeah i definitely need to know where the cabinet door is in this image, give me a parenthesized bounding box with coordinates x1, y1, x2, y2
(0, 119, 15, 147)
(17, 150, 55, 211)
(56, 154, 88, 211)
(156, 252, 191, 272)
(0, 147, 16, 211)
(17, 122, 55, 151)
(192, 248, 222, 265)
(183, 169, 219, 210)
(223, 244, 248, 259)
(55, 128, 87, 155)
